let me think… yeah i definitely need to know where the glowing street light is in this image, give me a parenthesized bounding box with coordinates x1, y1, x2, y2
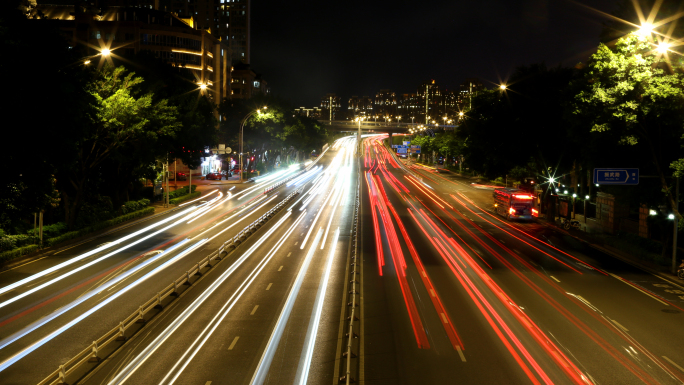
(84, 60, 91, 65)
(100, 48, 111, 56)
(239, 106, 267, 182)
(657, 41, 670, 54)
(199, 83, 207, 90)
(499, 84, 507, 91)
(638, 23, 654, 37)
(459, 111, 464, 117)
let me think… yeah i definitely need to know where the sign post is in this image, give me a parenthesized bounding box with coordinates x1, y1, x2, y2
(593, 168, 639, 185)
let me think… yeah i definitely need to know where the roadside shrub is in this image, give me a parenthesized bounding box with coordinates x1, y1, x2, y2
(0, 244, 39, 262)
(121, 198, 150, 214)
(169, 191, 201, 205)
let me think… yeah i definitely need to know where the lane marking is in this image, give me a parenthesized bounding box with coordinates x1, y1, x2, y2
(663, 356, 684, 374)
(550, 276, 561, 283)
(456, 346, 466, 362)
(228, 337, 240, 350)
(266, 283, 272, 291)
(300, 233, 304, 236)
(430, 289, 436, 298)
(250, 305, 259, 315)
(287, 252, 292, 257)
(294, 242, 298, 246)
(608, 273, 670, 306)
(278, 266, 283, 271)
(499, 239, 505, 244)
(440, 313, 449, 324)
(610, 319, 629, 332)
(205, 382, 212, 385)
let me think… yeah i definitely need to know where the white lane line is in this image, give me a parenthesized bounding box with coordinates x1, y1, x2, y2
(430, 289, 436, 298)
(266, 283, 272, 291)
(499, 239, 506, 244)
(608, 272, 670, 306)
(295, 242, 298, 246)
(228, 337, 240, 350)
(0, 206, 200, 307)
(0, 239, 206, 372)
(287, 252, 292, 257)
(250, 305, 259, 315)
(113, 211, 303, 385)
(294, 228, 340, 385)
(278, 266, 283, 271)
(251, 229, 323, 385)
(301, 233, 304, 236)
(550, 276, 561, 283)
(663, 356, 684, 374)
(611, 319, 629, 332)
(205, 382, 212, 385)
(456, 346, 466, 362)
(300, 185, 336, 250)
(440, 313, 448, 324)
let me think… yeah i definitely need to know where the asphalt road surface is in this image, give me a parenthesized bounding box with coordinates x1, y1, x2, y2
(0, 137, 357, 385)
(359, 135, 684, 385)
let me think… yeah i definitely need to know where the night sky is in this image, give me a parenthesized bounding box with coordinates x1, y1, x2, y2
(251, 0, 621, 107)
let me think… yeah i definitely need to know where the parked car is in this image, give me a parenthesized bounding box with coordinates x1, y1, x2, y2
(205, 172, 223, 180)
(221, 170, 232, 178)
(169, 172, 187, 181)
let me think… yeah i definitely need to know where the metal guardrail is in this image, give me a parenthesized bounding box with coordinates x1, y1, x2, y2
(38, 189, 302, 385)
(340, 161, 361, 384)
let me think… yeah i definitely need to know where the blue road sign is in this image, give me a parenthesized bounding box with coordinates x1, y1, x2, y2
(397, 147, 408, 154)
(410, 145, 421, 149)
(391, 145, 398, 148)
(593, 168, 639, 185)
(403, 141, 411, 146)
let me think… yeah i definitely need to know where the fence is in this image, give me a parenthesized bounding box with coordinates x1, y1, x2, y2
(38, 189, 302, 385)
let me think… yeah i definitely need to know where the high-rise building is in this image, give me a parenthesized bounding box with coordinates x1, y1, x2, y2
(31, 3, 232, 107)
(320, 93, 342, 121)
(459, 78, 483, 109)
(374, 89, 397, 118)
(70, 0, 250, 65)
(348, 95, 373, 118)
(231, 62, 268, 99)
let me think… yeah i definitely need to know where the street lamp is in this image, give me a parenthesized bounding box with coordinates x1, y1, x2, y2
(657, 41, 670, 53)
(199, 83, 207, 91)
(638, 22, 654, 37)
(499, 84, 507, 91)
(239, 106, 267, 183)
(100, 48, 111, 56)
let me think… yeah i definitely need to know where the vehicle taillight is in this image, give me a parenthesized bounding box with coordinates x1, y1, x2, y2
(509, 207, 516, 215)
(532, 208, 538, 217)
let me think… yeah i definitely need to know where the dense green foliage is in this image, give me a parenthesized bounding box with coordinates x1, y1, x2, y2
(0, 1, 216, 234)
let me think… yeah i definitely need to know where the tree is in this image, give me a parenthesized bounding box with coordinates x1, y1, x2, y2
(58, 66, 182, 228)
(573, 34, 684, 220)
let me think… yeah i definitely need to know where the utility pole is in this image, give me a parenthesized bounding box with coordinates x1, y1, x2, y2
(330, 96, 333, 122)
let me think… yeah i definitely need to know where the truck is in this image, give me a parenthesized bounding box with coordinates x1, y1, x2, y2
(493, 188, 537, 220)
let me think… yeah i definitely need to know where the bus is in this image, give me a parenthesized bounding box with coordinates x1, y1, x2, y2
(493, 188, 538, 220)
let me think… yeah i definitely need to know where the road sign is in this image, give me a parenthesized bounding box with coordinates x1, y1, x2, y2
(391, 145, 398, 148)
(593, 168, 639, 185)
(397, 147, 408, 154)
(396, 145, 408, 149)
(403, 141, 411, 146)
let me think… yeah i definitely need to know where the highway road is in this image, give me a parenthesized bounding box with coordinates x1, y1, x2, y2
(0, 136, 358, 385)
(359, 135, 684, 385)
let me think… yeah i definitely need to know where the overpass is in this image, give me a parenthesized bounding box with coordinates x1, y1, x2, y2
(321, 120, 458, 135)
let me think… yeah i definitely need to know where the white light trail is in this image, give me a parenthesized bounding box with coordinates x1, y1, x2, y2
(294, 228, 340, 385)
(0, 240, 191, 351)
(160, 211, 308, 385)
(0, 240, 207, 373)
(250, 228, 323, 385)
(106, 211, 299, 385)
(0, 206, 201, 308)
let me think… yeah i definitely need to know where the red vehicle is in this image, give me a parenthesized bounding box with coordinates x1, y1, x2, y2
(169, 172, 187, 181)
(493, 188, 537, 220)
(205, 172, 223, 180)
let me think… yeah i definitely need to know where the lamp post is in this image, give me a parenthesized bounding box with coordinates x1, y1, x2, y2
(239, 106, 267, 183)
